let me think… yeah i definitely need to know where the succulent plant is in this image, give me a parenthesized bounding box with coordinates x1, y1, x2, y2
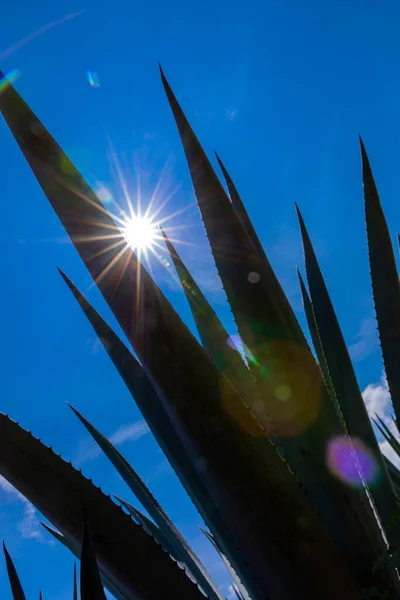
(1, 66, 400, 599)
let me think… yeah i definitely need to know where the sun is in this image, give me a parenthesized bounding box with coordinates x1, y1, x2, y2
(122, 214, 157, 253)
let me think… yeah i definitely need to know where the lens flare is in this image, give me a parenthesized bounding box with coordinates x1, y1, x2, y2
(226, 334, 258, 364)
(0, 69, 20, 93)
(327, 436, 378, 487)
(87, 69, 100, 88)
(248, 271, 260, 284)
(122, 215, 157, 253)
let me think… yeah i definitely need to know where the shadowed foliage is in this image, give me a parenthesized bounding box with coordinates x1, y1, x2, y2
(296, 204, 399, 541)
(3, 543, 27, 600)
(161, 227, 258, 407)
(0, 67, 400, 599)
(360, 138, 400, 426)
(69, 403, 222, 600)
(0, 414, 205, 600)
(80, 515, 107, 600)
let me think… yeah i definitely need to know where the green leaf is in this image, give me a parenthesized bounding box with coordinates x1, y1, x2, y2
(80, 514, 107, 600)
(215, 152, 309, 355)
(69, 404, 223, 600)
(74, 563, 78, 600)
(201, 528, 251, 600)
(160, 67, 395, 590)
(214, 152, 267, 261)
(361, 138, 400, 424)
(296, 204, 400, 541)
(0, 414, 205, 600)
(59, 269, 211, 517)
(41, 524, 124, 600)
(114, 501, 180, 560)
(161, 228, 258, 407)
(297, 269, 335, 398)
(3, 542, 27, 600)
(0, 70, 365, 599)
(374, 416, 400, 457)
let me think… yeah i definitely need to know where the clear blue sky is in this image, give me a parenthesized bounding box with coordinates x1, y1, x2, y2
(1, 0, 400, 598)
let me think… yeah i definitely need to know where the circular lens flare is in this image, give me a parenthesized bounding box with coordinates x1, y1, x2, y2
(122, 215, 157, 253)
(327, 436, 378, 487)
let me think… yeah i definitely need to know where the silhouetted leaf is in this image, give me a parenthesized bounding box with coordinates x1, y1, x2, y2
(3, 543, 27, 600)
(0, 415, 205, 600)
(361, 138, 400, 423)
(161, 227, 257, 407)
(80, 514, 107, 600)
(297, 204, 400, 540)
(70, 405, 222, 600)
(40, 524, 123, 600)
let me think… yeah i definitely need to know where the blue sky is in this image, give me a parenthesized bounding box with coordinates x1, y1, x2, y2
(1, 0, 400, 597)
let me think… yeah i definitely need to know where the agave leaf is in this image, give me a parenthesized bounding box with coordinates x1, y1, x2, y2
(58, 269, 212, 514)
(161, 67, 308, 361)
(41, 524, 124, 600)
(161, 227, 258, 406)
(69, 404, 222, 600)
(201, 528, 251, 600)
(0, 71, 376, 598)
(215, 152, 310, 356)
(297, 269, 335, 397)
(0, 414, 206, 600)
(374, 416, 400, 458)
(360, 138, 400, 423)
(39, 591, 43, 600)
(231, 583, 246, 600)
(383, 457, 400, 502)
(159, 68, 396, 587)
(80, 514, 107, 600)
(3, 542, 27, 600)
(113, 499, 180, 561)
(296, 204, 400, 537)
(214, 152, 266, 261)
(74, 563, 78, 600)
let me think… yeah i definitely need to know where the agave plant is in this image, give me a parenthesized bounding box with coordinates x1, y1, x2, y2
(1, 65, 400, 599)
(3, 516, 106, 599)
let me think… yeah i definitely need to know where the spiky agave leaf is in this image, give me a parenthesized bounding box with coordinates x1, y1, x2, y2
(41, 524, 123, 600)
(39, 591, 43, 600)
(74, 563, 78, 600)
(58, 269, 212, 516)
(361, 138, 400, 423)
(58, 271, 286, 596)
(3, 542, 27, 600)
(0, 69, 388, 598)
(296, 204, 400, 538)
(214, 152, 266, 261)
(161, 228, 258, 406)
(374, 416, 400, 458)
(80, 514, 107, 600)
(215, 152, 314, 360)
(113, 499, 180, 560)
(0, 415, 206, 600)
(159, 68, 395, 587)
(215, 152, 311, 354)
(69, 404, 223, 600)
(0, 71, 377, 598)
(384, 457, 400, 501)
(201, 528, 251, 600)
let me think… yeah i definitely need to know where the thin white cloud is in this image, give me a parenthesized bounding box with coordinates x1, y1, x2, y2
(0, 476, 46, 542)
(349, 317, 377, 362)
(75, 419, 150, 464)
(226, 585, 237, 600)
(109, 420, 149, 446)
(362, 374, 400, 468)
(226, 109, 238, 122)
